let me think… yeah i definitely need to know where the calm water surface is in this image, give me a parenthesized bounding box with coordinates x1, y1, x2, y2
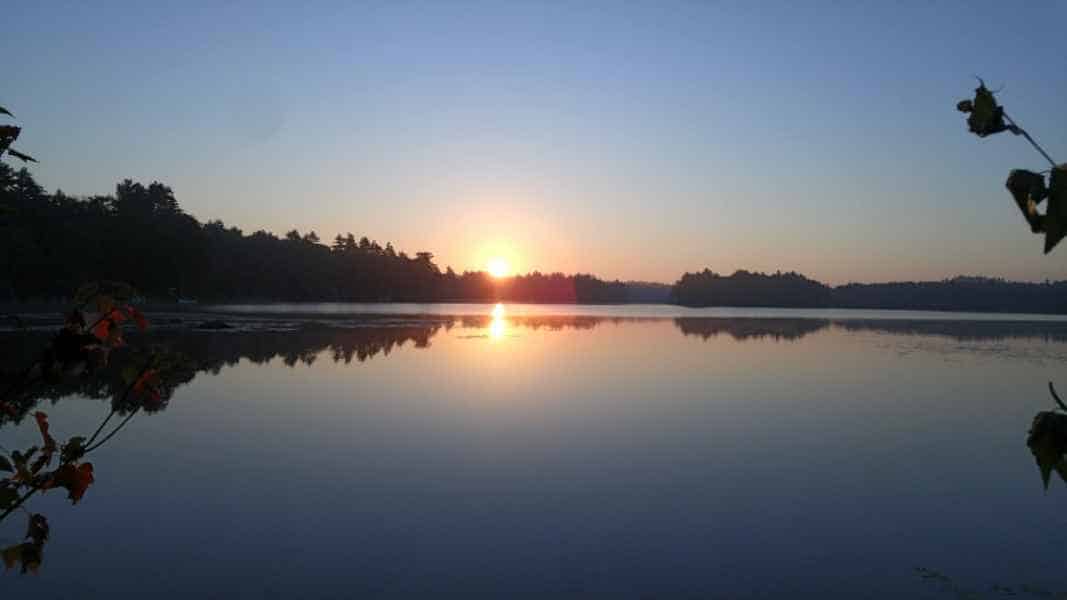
(3, 305, 1067, 598)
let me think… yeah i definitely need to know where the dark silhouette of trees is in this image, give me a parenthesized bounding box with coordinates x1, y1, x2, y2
(0, 167, 648, 304)
(671, 269, 832, 308)
(672, 269, 1067, 314)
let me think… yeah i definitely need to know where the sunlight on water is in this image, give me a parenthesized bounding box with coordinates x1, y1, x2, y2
(489, 302, 508, 341)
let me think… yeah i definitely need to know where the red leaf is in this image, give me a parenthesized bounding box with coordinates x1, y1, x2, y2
(91, 319, 111, 342)
(125, 305, 148, 331)
(133, 370, 162, 406)
(45, 463, 94, 504)
(32, 412, 56, 454)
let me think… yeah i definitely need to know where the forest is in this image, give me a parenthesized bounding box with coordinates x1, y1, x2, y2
(0, 165, 660, 303)
(671, 269, 1067, 314)
(6, 162, 1067, 313)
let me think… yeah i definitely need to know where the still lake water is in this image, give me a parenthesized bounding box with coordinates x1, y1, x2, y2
(4, 304, 1067, 598)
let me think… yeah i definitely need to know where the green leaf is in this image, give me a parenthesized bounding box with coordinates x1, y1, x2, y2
(0, 106, 12, 118)
(121, 366, 139, 385)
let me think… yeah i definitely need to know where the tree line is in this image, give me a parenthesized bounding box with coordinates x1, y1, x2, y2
(671, 270, 1067, 314)
(0, 165, 664, 303)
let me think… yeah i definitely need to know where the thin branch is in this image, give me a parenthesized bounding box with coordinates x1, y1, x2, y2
(1049, 380, 1067, 407)
(85, 408, 116, 448)
(1003, 112, 1057, 169)
(0, 487, 39, 523)
(84, 407, 140, 454)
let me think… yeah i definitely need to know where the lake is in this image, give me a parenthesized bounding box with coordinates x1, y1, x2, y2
(3, 304, 1067, 598)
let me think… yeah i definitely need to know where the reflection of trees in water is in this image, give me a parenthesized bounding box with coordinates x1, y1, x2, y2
(0, 316, 639, 419)
(675, 317, 1067, 343)
(8, 315, 1067, 421)
(673, 318, 831, 341)
(0, 324, 448, 423)
(834, 319, 1067, 343)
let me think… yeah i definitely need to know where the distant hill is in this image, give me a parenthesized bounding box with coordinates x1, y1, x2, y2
(672, 270, 1067, 314)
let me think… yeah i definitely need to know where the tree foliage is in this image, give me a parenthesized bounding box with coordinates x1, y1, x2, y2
(0, 166, 647, 303)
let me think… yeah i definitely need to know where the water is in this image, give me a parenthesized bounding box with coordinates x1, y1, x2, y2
(3, 305, 1067, 598)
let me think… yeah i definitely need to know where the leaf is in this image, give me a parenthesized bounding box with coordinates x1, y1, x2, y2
(95, 295, 114, 314)
(0, 106, 13, 118)
(6, 149, 37, 163)
(2, 542, 41, 574)
(1027, 411, 1067, 489)
(133, 369, 162, 406)
(44, 463, 94, 504)
(0, 485, 18, 511)
(33, 412, 56, 454)
(10, 448, 38, 483)
(0, 455, 12, 473)
(25, 514, 48, 546)
(91, 318, 111, 342)
(2, 544, 22, 571)
(126, 305, 148, 331)
(60, 437, 86, 464)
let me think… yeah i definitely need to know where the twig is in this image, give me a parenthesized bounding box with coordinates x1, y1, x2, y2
(0, 487, 38, 523)
(1049, 381, 1067, 411)
(1003, 112, 1057, 169)
(84, 408, 116, 448)
(84, 407, 140, 454)
(84, 357, 154, 453)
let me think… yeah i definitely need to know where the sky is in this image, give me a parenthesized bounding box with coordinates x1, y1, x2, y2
(3, 1, 1067, 284)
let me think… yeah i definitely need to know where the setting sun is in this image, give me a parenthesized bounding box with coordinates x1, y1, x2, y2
(487, 257, 511, 278)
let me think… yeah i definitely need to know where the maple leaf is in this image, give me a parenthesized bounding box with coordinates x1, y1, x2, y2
(44, 463, 94, 504)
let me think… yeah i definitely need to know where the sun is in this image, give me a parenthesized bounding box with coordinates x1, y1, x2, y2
(487, 257, 511, 278)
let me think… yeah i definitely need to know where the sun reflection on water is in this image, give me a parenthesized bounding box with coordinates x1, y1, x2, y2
(489, 303, 507, 340)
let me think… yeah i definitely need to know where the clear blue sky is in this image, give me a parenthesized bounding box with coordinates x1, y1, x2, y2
(4, 1, 1067, 283)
